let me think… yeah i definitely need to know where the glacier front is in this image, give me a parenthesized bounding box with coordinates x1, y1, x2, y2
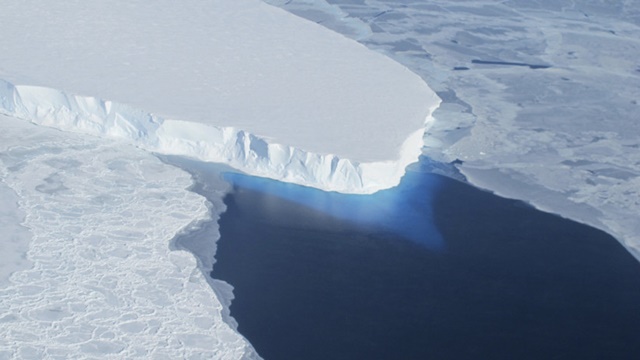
(0, 0, 440, 358)
(0, 0, 439, 194)
(0, 114, 259, 359)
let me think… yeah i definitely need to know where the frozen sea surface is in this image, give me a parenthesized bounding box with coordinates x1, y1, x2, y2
(0, 115, 258, 359)
(1, 0, 638, 358)
(0, 180, 31, 287)
(264, 0, 640, 258)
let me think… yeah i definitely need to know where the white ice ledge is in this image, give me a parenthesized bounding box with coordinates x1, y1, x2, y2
(0, 80, 439, 194)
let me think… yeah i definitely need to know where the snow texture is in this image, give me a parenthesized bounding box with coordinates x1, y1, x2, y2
(0, 115, 258, 359)
(267, 0, 640, 260)
(0, 0, 439, 194)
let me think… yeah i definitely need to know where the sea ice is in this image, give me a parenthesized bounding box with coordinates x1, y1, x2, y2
(0, 115, 258, 359)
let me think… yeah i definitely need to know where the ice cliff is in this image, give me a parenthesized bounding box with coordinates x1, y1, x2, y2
(0, 80, 439, 194)
(0, 0, 440, 193)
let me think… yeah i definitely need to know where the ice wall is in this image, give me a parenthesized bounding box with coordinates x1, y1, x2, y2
(0, 0, 440, 195)
(0, 183, 32, 287)
(0, 80, 438, 194)
(268, 0, 640, 261)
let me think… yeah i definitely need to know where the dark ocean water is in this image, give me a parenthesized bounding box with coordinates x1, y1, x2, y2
(211, 157, 640, 360)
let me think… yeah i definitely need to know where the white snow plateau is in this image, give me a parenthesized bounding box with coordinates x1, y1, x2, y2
(0, 0, 439, 194)
(5, 0, 638, 358)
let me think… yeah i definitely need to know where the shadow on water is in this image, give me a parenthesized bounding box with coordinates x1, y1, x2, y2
(213, 156, 640, 360)
(222, 159, 444, 251)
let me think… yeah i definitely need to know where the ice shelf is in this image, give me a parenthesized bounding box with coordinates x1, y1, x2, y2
(265, 0, 640, 261)
(0, 0, 439, 194)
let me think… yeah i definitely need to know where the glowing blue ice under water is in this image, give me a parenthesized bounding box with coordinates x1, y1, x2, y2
(223, 157, 445, 250)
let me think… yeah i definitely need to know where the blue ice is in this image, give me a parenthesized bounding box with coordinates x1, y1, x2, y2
(223, 157, 445, 250)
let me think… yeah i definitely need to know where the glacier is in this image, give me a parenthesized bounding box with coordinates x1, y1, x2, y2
(0, 0, 439, 194)
(0, 115, 258, 358)
(0, 0, 440, 358)
(3, 0, 638, 357)
(0, 80, 437, 194)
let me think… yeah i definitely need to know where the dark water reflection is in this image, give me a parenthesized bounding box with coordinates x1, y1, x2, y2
(213, 157, 640, 360)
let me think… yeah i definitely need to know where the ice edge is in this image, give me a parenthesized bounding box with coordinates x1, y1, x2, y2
(0, 79, 440, 194)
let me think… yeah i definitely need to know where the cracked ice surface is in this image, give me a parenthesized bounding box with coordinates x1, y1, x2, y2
(266, 0, 640, 259)
(0, 115, 258, 359)
(0, 181, 31, 287)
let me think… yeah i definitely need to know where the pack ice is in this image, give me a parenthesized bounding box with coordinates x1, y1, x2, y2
(0, 114, 260, 359)
(0, 0, 439, 194)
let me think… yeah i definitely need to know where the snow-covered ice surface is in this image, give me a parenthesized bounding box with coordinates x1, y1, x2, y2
(0, 181, 31, 288)
(265, 0, 640, 259)
(0, 0, 439, 194)
(0, 115, 258, 359)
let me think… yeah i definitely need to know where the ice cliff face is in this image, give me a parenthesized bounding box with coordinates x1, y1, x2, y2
(0, 80, 439, 194)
